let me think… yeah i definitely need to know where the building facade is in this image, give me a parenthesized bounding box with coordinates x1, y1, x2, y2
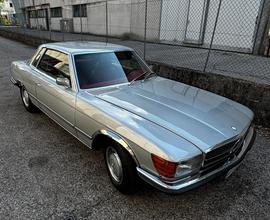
(0, 0, 16, 19)
(13, 0, 264, 52)
(13, 0, 160, 39)
(160, 0, 263, 52)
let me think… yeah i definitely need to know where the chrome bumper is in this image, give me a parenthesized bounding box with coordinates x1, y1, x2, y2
(137, 127, 256, 194)
(10, 76, 19, 86)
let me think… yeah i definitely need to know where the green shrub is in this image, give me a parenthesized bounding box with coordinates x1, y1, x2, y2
(0, 16, 11, 26)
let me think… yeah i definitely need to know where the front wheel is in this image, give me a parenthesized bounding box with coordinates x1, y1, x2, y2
(20, 86, 39, 113)
(105, 143, 138, 194)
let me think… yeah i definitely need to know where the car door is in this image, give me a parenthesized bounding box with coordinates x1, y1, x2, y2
(35, 48, 76, 135)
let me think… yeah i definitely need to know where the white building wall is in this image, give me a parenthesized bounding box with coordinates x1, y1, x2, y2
(71, 0, 133, 37)
(18, 0, 160, 39)
(145, 0, 162, 40)
(29, 18, 37, 28)
(130, 0, 146, 38)
(160, 0, 188, 41)
(37, 17, 47, 29)
(160, 0, 262, 51)
(29, 17, 46, 29)
(85, 2, 106, 35)
(108, 0, 131, 36)
(130, 0, 161, 40)
(1, 0, 16, 17)
(51, 17, 61, 30)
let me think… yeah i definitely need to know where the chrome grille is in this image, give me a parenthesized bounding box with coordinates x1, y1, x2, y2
(201, 138, 244, 176)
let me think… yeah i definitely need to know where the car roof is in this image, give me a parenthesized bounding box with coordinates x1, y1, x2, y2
(40, 41, 133, 54)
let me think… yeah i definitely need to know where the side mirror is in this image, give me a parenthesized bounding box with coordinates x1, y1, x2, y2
(56, 77, 70, 88)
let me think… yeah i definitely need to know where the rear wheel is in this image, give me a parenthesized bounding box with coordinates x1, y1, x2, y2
(104, 143, 138, 194)
(20, 86, 39, 113)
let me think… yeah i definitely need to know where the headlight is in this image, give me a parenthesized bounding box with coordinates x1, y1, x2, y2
(175, 154, 203, 178)
(151, 154, 203, 179)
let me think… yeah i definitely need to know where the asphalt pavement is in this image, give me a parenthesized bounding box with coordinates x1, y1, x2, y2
(0, 36, 269, 219)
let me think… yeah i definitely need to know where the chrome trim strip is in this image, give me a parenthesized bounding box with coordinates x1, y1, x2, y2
(75, 126, 93, 140)
(10, 76, 18, 85)
(71, 49, 133, 56)
(85, 82, 130, 92)
(71, 54, 82, 92)
(137, 127, 255, 193)
(27, 92, 37, 100)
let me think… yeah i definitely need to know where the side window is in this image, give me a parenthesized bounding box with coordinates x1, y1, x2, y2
(37, 49, 70, 79)
(31, 48, 46, 67)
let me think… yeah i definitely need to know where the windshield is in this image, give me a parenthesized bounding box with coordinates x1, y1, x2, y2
(74, 51, 150, 89)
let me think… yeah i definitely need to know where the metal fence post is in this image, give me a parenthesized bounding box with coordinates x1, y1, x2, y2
(80, 4, 83, 41)
(49, 8, 52, 41)
(106, 0, 108, 43)
(253, 0, 270, 55)
(24, 21, 27, 42)
(203, 0, 223, 72)
(143, 0, 148, 60)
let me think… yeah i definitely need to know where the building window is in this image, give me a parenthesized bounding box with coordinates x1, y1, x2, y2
(10, 3, 13, 7)
(50, 7, 62, 18)
(37, 9, 46, 18)
(73, 4, 87, 17)
(29, 10, 38, 18)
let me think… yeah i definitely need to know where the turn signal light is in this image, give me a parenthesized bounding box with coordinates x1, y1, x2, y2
(151, 154, 177, 178)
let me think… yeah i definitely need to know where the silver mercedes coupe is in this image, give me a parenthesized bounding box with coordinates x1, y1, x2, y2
(10, 42, 256, 194)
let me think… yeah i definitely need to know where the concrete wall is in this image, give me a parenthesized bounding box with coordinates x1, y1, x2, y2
(146, 0, 162, 40)
(51, 17, 61, 31)
(130, 0, 146, 38)
(29, 17, 47, 29)
(160, 0, 262, 51)
(130, 0, 161, 40)
(108, 0, 131, 36)
(86, 2, 106, 35)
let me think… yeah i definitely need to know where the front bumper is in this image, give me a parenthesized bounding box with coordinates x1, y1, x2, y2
(10, 76, 19, 87)
(137, 126, 256, 194)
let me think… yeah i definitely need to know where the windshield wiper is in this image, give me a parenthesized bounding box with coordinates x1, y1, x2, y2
(129, 70, 156, 86)
(143, 71, 156, 81)
(129, 70, 150, 86)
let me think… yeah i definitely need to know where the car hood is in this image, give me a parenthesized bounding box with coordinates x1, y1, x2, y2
(90, 77, 253, 152)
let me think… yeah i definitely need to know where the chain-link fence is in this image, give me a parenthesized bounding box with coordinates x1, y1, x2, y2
(1, 0, 270, 84)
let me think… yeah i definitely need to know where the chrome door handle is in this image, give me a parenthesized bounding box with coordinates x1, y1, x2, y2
(36, 83, 41, 87)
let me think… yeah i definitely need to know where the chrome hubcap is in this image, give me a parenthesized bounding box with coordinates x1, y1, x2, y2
(106, 147, 123, 184)
(22, 89, 30, 107)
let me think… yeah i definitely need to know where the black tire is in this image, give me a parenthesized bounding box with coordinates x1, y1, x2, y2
(104, 142, 138, 194)
(20, 86, 39, 113)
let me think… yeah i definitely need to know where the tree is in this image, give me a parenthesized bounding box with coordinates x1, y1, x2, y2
(0, 0, 4, 23)
(0, 0, 3, 10)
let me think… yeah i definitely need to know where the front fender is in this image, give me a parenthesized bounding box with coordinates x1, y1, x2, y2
(91, 129, 139, 166)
